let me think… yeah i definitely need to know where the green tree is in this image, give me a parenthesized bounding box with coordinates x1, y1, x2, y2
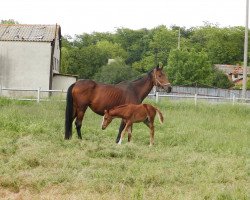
(1, 19, 19, 24)
(96, 40, 128, 60)
(73, 32, 114, 48)
(60, 47, 71, 74)
(211, 69, 233, 89)
(66, 45, 108, 79)
(189, 25, 245, 64)
(167, 49, 213, 86)
(94, 58, 140, 84)
(60, 24, 248, 86)
(149, 25, 179, 65)
(132, 54, 156, 72)
(114, 28, 151, 65)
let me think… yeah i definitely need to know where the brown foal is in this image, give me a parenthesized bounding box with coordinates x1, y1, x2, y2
(101, 104, 164, 146)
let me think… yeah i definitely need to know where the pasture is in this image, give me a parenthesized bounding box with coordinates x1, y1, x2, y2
(0, 98, 249, 200)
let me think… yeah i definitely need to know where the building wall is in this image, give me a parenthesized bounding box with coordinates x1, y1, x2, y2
(52, 74, 76, 91)
(52, 32, 60, 73)
(0, 41, 51, 91)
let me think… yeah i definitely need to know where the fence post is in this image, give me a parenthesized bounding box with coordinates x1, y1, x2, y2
(156, 92, 159, 103)
(37, 87, 41, 103)
(60, 89, 63, 100)
(232, 94, 235, 105)
(194, 93, 197, 106)
(153, 86, 156, 96)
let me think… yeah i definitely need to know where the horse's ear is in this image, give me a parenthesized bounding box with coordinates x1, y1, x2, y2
(104, 110, 107, 114)
(156, 62, 163, 70)
(159, 62, 163, 69)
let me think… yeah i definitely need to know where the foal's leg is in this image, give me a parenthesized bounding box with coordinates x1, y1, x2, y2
(144, 118, 155, 146)
(149, 123, 155, 146)
(75, 106, 88, 139)
(148, 115, 156, 146)
(143, 118, 150, 127)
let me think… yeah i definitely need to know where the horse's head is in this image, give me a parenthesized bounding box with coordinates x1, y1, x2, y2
(152, 64, 172, 93)
(101, 110, 113, 130)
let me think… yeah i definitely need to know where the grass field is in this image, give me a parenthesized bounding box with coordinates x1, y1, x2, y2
(0, 98, 249, 200)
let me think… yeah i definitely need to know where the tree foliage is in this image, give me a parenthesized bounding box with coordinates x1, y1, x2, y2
(93, 58, 140, 84)
(1, 19, 19, 24)
(167, 49, 213, 86)
(60, 23, 248, 88)
(189, 25, 245, 64)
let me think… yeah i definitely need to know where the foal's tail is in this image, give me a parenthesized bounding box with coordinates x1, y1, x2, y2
(155, 107, 164, 124)
(65, 83, 75, 139)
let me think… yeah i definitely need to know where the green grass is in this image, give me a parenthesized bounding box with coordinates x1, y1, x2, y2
(0, 98, 249, 199)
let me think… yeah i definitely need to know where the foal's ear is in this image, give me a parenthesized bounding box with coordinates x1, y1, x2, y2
(104, 110, 107, 114)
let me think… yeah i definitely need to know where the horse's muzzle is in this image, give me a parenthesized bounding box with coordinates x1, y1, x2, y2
(167, 86, 172, 93)
(163, 84, 172, 93)
(102, 126, 106, 130)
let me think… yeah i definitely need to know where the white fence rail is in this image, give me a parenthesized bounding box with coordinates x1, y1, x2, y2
(148, 92, 250, 105)
(147, 86, 250, 105)
(0, 87, 67, 103)
(0, 86, 250, 105)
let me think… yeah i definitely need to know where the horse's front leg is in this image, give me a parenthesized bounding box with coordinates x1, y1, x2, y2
(118, 122, 131, 145)
(116, 120, 125, 143)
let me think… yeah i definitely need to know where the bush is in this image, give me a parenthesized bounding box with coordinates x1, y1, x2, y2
(212, 69, 234, 89)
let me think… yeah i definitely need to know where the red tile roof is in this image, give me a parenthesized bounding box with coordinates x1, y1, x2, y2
(215, 64, 250, 75)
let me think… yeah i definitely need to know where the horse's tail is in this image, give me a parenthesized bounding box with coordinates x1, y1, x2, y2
(65, 83, 75, 139)
(155, 107, 164, 124)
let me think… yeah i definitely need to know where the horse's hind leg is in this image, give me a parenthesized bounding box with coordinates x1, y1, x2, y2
(128, 125, 132, 142)
(75, 106, 87, 139)
(116, 120, 126, 143)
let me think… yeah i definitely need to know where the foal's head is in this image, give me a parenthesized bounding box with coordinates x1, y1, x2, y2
(101, 110, 113, 130)
(152, 64, 172, 93)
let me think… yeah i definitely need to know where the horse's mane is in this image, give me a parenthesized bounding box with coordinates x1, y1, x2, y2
(118, 67, 154, 85)
(132, 68, 154, 82)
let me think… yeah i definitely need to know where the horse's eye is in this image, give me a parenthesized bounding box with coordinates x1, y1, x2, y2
(158, 75, 162, 78)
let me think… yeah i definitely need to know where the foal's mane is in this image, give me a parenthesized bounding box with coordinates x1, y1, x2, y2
(110, 104, 129, 111)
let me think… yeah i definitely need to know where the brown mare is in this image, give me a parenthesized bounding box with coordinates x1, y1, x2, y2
(101, 104, 164, 146)
(65, 65, 171, 142)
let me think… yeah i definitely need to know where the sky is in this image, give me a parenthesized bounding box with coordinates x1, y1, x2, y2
(0, 0, 247, 36)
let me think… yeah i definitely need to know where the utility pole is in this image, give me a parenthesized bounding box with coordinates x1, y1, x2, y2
(178, 28, 181, 49)
(154, 48, 158, 66)
(242, 0, 249, 100)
